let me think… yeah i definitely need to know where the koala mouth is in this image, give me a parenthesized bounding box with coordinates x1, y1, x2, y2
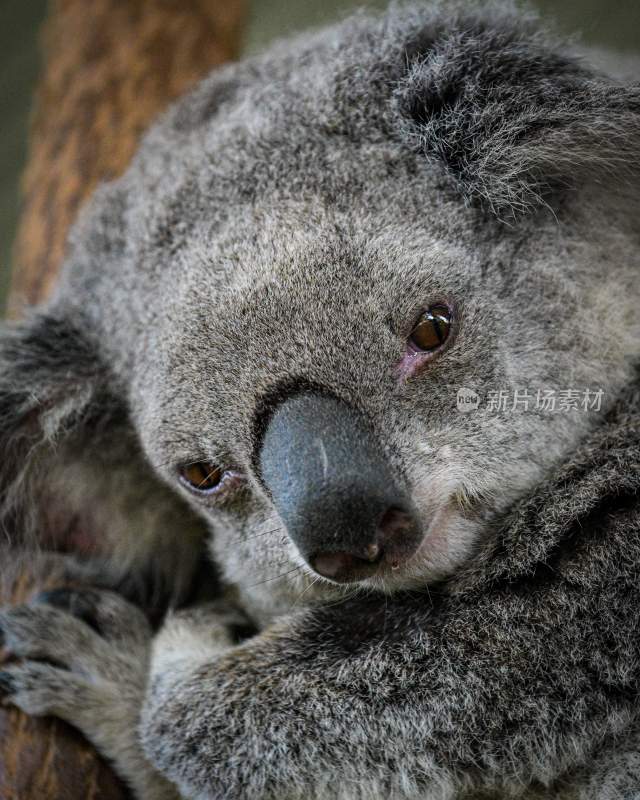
(402, 495, 488, 585)
(295, 496, 479, 591)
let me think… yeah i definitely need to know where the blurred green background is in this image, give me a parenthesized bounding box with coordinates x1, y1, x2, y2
(1, 0, 639, 313)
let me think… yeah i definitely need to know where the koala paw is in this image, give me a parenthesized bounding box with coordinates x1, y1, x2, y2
(0, 586, 151, 688)
(0, 588, 175, 799)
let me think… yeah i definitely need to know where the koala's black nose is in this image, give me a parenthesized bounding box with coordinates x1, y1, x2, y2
(258, 393, 423, 583)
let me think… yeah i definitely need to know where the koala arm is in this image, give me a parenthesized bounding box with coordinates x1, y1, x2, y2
(1, 521, 635, 800)
(141, 573, 636, 800)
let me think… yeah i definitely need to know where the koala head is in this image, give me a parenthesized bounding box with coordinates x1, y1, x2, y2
(2, 3, 639, 621)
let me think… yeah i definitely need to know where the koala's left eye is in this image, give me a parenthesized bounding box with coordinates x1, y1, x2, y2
(178, 462, 224, 494)
(178, 462, 245, 501)
(408, 304, 452, 352)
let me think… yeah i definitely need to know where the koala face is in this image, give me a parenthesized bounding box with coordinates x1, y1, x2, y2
(9, 4, 639, 622)
(124, 187, 636, 619)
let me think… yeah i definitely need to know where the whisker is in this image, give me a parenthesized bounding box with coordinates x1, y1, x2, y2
(228, 527, 284, 546)
(321, 585, 364, 609)
(196, 465, 221, 490)
(246, 565, 306, 589)
(291, 575, 322, 608)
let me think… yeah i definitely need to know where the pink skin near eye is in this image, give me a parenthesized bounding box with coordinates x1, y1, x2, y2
(396, 302, 457, 381)
(396, 348, 437, 381)
(203, 469, 245, 497)
(218, 470, 245, 495)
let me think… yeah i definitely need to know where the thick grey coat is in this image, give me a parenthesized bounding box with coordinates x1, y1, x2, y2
(0, 2, 639, 798)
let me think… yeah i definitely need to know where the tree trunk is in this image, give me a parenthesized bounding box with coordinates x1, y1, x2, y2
(1, 2, 247, 797)
(9, 0, 247, 314)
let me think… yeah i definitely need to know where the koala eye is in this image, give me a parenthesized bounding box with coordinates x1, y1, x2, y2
(178, 462, 224, 494)
(408, 304, 452, 352)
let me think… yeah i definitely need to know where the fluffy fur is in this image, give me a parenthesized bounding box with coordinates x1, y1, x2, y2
(0, 1, 639, 798)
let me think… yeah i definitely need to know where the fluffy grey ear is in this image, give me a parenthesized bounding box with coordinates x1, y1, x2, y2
(0, 310, 106, 536)
(394, 9, 640, 216)
(0, 310, 209, 611)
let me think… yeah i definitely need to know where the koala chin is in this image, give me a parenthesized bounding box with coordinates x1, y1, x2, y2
(1, 2, 640, 799)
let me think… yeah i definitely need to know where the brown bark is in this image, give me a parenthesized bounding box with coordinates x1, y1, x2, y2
(9, 0, 247, 315)
(0, 555, 135, 800)
(2, 1, 247, 797)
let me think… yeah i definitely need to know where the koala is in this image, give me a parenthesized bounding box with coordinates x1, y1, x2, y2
(1, 2, 640, 798)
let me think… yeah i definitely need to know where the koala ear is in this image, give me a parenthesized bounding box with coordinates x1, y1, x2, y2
(0, 310, 208, 610)
(0, 310, 106, 533)
(394, 11, 640, 216)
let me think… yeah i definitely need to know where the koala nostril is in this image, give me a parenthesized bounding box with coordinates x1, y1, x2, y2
(310, 509, 421, 582)
(378, 507, 418, 540)
(311, 548, 383, 582)
(377, 507, 421, 569)
(364, 542, 380, 561)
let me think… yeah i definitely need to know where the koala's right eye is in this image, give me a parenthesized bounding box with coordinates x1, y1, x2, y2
(178, 462, 224, 494)
(408, 304, 453, 353)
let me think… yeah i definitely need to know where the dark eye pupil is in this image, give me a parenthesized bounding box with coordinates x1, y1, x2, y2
(409, 304, 452, 352)
(179, 462, 223, 492)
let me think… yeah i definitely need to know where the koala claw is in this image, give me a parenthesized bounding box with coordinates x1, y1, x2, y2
(0, 587, 152, 679)
(0, 659, 98, 717)
(32, 586, 153, 644)
(0, 587, 149, 712)
(0, 669, 15, 694)
(34, 587, 114, 634)
(0, 589, 178, 800)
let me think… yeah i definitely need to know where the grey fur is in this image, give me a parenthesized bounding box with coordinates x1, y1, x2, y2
(1, 1, 640, 798)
